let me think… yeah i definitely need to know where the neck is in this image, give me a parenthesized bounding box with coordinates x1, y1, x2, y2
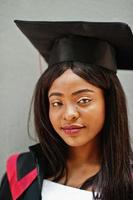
(67, 139, 101, 167)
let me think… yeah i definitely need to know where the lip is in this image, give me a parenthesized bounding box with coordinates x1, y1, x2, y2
(61, 124, 85, 135)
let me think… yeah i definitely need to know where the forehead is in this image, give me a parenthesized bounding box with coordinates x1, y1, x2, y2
(48, 69, 101, 95)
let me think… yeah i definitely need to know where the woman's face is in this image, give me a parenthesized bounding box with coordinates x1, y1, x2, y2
(48, 69, 105, 147)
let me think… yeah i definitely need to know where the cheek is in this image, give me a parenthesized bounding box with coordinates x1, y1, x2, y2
(49, 110, 54, 126)
(90, 102, 105, 129)
(49, 109, 60, 130)
(83, 101, 105, 128)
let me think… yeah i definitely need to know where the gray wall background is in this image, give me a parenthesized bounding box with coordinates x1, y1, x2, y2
(0, 0, 133, 178)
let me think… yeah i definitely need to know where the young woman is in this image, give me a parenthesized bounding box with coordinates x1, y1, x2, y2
(0, 20, 133, 200)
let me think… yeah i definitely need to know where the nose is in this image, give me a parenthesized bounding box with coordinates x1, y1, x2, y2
(63, 105, 79, 121)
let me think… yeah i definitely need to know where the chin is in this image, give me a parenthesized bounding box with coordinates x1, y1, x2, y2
(63, 140, 90, 147)
(62, 136, 100, 148)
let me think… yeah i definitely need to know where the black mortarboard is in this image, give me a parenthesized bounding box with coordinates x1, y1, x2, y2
(14, 20, 133, 72)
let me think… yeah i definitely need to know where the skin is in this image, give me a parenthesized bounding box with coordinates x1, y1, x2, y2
(48, 69, 105, 187)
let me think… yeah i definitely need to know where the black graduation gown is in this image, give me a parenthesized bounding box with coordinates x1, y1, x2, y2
(1, 143, 133, 200)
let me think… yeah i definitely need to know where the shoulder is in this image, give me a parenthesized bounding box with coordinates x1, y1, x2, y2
(0, 144, 44, 200)
(6, 150, 38, 200)
(7, 152, 37, 179)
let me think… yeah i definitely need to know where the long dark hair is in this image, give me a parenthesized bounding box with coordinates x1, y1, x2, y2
(31, 61, 133, 199)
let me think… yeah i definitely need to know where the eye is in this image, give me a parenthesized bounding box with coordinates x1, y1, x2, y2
(51, 101, 63, 107)
(77, 97, 91, 105)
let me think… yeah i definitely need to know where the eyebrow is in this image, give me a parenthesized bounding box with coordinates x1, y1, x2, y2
(48, 89, 94, 98)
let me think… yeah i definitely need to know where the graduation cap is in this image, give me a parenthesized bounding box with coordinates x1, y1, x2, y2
(14, 20, 133, 72)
